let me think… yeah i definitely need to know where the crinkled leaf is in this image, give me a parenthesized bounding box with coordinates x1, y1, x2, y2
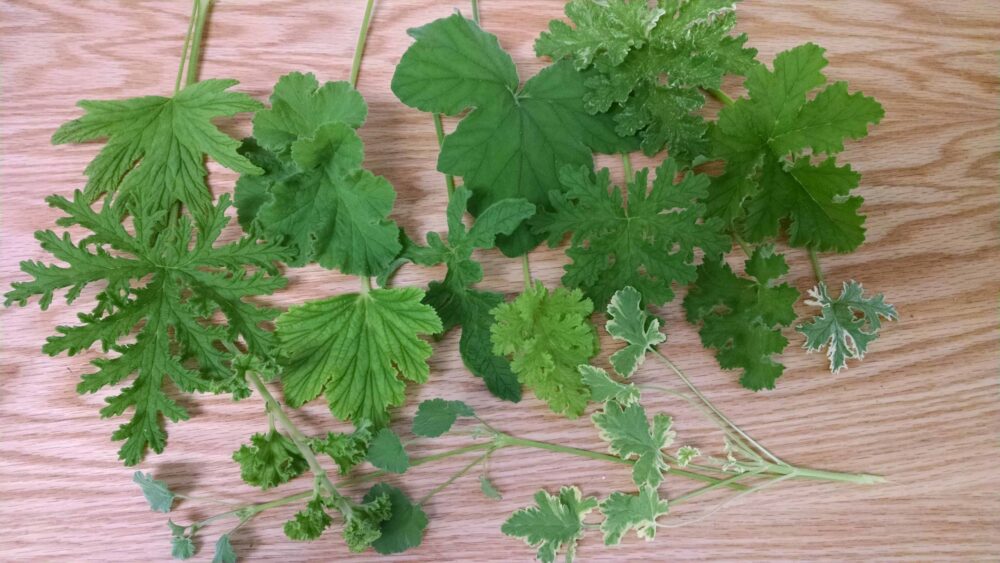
(491, 283, 598, 417)
(537, 160, 728, 309)
(367, 428, 410, 474)
(412, 398, 475, 438)
(310, 421, 374, 475)
(284, 497, 333, 541)
(235, 72, 400, 276)
(133, 471, 175, 513)
(708, 43, 884, 251)
(393, 14, 632, 256)
(364, 484, 428, 555)
(277, 288, 442, 425)
(599, 487, 669, 545)
(684, 245, 799, 390)
(343, 492, 393, 552)
(252, 72, 367, 154)
(232, 431, 308, 490)
(5, 194, 286, 465)
(593, 401, 674, 488)
(501, 486, 598, 563)
(537, 0, 757, 160)
(605, 286, 666, 376)
(578, 365, 640, 406)
(52, 79, 262, 217)
(798, 281, 897, 373)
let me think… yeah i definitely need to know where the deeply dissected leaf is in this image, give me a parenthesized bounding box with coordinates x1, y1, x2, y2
(235, 72, 401, 276)
(133, 472, 175, 513)
(537, 0, 757, 160)
(232, 431, 308, 490)
(364, 484, 428, 555)
(52, 79, 263, 217)
(409, 187, 533, 401)
(393, 14, 632, 256)
(537, 160, 728, 309)
(708, 43, 884, 252)
(501, 486, 598, 563)
(276, 288, 442, 425)
(684, 245, 799, 390)
(367, 428, 410, 474)
(412, 398, 475, 438)
(605, 286, 666, 376)
(491, 283, 598, 417)
(593, 401, 674, 489)
(798, 281, 897, 373)
(5, 194, 286, 465)
(599, 487, 669, 545)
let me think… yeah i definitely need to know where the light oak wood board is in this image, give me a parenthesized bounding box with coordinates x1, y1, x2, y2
(1, 0, 998, 560)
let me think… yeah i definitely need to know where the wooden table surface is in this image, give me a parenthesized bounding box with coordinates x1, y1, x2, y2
(2, 1, 998, 561)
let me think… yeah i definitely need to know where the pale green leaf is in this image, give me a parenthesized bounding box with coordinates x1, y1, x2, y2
(501, 486, 598, 563)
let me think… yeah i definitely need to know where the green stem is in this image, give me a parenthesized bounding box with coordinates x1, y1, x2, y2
(621, 152, 634, 183)
(653, 351, 784, 465)
(174, 1, 199, 94)
(433, 113, 457, 195)
(245, 370, 343, 501)
(705, 87, 735, 107)
(669, 470, 756, 505)
(184, 0, 212, 87)
(494, 434, 749, 491)
(418, 451, 490, 505)
(470, 0, 481, 24)
(761, 462, 885, 485)
(808, 248, 825, 284)
(360, 276, 372, 294)
(521, 254, 532, 289)
(349, 0, 376, 88)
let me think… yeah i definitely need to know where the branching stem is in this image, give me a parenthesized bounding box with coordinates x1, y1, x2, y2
(245, 370, 343, 501)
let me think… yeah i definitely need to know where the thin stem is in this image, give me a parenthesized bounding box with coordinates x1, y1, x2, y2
(521, 254, 532, 289)
(432, 114, 457, 195)
(622, 152, 633, 183)
(470, 0, 481, 24)
(360, 276, 372, 294)
(184, 0, 213, 87)
(658, 473, 794, 529)
(705, 87, 735, 107)
(808, 248, 825, 284)
(761, 462, 885, 485)
(669, 470, 757, 505)
(494, 433, 749, 491)
(245, 370, 342, 500)
(653, 351, 784, 465)
(418, 451, 490, 505)
(350, 0, 377, 88)
(174, 1, 198, 93)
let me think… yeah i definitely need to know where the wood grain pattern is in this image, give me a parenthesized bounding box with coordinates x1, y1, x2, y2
(1, 1, 998, 560)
